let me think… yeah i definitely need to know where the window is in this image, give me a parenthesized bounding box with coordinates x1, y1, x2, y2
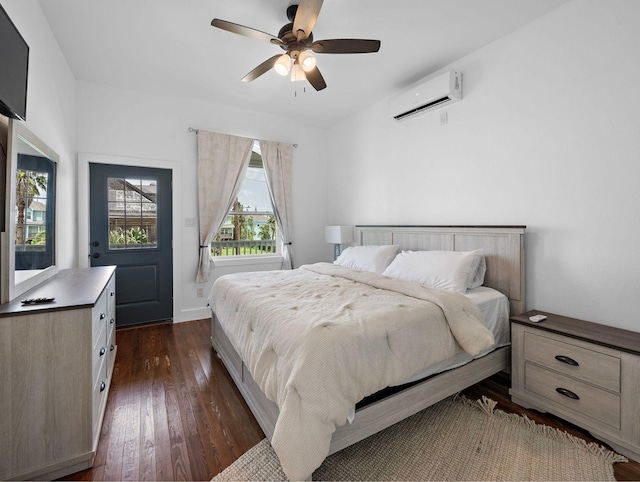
(107, 177, 158, 250)
(211, 142, 277, 257)
(14, 153, 55, 271)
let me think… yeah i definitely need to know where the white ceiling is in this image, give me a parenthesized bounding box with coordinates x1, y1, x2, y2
(39, 0, 568, 128)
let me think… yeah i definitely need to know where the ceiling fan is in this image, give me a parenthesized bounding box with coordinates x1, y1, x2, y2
(211, 0, 381, 91)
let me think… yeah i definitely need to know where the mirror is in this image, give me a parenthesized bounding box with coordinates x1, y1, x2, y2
(1, 119, 58, 303)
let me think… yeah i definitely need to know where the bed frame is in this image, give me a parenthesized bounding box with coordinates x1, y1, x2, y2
(211, 225, 525, 470)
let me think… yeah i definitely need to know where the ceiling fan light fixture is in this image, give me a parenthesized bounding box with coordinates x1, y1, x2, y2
(290, 62, 307, 82)
(211, 1, 381, 91)
(274, 54, 292, 76)
(298, 50, 317, 72)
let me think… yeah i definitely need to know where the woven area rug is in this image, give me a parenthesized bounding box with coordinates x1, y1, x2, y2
(213, 395, 627, 481)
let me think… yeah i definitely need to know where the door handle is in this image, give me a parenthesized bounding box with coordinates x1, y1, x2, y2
(92, 252, 100, 258)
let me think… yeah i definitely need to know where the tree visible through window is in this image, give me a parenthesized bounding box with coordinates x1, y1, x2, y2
(107, 178, 158, 250)
(14, 153, 56, 271)
(211, 142, 277, 257)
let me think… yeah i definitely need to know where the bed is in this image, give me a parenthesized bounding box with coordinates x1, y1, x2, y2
(209, 225, 525, 480)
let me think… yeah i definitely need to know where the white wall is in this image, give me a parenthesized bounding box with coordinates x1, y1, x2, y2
(76, 82, 329, 322)
(2, 0, 77, 269)
(11, 0, 638, 333)
(326, 0, 640, 332)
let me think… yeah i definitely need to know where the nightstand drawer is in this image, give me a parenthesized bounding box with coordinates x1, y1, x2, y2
(524, 331, 620, 392)
(525, 363, 621, 429)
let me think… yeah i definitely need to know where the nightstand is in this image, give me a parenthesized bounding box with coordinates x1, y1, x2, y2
(510, 310, 640, 463)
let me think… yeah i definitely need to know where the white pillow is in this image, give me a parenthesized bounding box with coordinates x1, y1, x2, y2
(382, 250, 482, 293)
(334, 245, 400, 274)
(467, 252, 487, 289)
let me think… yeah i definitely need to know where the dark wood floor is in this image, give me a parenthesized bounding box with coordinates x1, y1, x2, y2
(62, 318, 640, 481)
(63, 318, 263, 481)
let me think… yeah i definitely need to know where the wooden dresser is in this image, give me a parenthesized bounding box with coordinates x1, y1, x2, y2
(0, 266, 116, 480)
(510, 311, 640, 463)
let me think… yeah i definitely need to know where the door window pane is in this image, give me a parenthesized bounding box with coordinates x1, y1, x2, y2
(108, 177, 158, 249)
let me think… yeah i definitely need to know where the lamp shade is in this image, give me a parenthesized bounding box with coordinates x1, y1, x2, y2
(274, 54, 292, 76)
(325, 225, 353, 244)
(298, 50, 317, 72)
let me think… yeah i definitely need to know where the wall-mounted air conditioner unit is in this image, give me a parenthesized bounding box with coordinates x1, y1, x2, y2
(389, 70, 462, 121)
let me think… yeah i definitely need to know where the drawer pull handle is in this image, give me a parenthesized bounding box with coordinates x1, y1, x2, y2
(555, 355, 579, 366)
(100, 381, 106, 392)
(110, 344, 115, 352)
(100, 312, 106, 320)
(110, 317, 115, 325)
(99, 346, 106, 356)
(556, 387, 580, 400)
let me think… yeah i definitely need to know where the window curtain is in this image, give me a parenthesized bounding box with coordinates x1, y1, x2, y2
(196, 131, 253, 282)
(259, 140, 294, 269)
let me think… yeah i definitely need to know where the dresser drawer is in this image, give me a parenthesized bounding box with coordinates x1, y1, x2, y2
(106, 275, 116, 325)
(525, 362, 621, 429)
(92, 355, 108, 434)
(92, 336, 108, 384)
(92, 290, 108, 350)
(524, 331, 620, 392)
(107, 309, 116, 343)
(106, 321, 116, 377)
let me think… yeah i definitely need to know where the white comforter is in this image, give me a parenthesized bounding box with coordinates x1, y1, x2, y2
(210, 263, 495, 480)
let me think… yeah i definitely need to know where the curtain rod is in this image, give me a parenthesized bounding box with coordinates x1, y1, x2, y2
(188, 127, 298, 148)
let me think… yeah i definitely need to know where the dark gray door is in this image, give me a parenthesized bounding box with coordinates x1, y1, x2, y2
(89, 163, 173, 327)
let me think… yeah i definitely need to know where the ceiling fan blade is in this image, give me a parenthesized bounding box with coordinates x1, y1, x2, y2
(310, 39, 381, 54)
(305, 66, 327, 91)
(211, 19, 282, 46)
(293, 0, 324, 41)
(241, 54, 282, 83)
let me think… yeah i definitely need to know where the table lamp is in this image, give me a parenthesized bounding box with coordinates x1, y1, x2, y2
(325, 225, 353, 260)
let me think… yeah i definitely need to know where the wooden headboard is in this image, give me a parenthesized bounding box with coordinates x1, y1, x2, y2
(354, 225, 526, 315)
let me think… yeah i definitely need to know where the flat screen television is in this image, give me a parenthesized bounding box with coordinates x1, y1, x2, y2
(0, 4, 29, 121)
